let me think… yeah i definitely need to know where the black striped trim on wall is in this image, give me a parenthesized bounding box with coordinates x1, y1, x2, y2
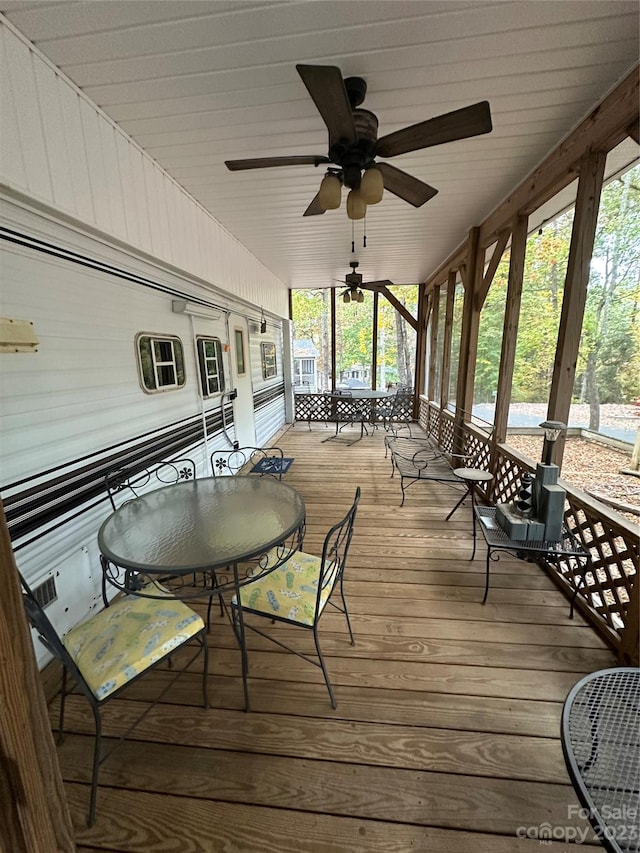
(254, 382, 285, 409)
(3, 404, 233, 550)
(1, 227, 286, 549)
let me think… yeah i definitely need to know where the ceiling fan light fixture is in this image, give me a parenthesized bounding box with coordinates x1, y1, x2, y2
(360, 167, 384, 204)
(346, 189, 366, 220)
(318, 173, 342, 210)
(343, 291, 351, 303)
(355, 289, 365, 303)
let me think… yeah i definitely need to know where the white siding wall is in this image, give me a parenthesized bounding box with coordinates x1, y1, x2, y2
(0, 19, 289, 318)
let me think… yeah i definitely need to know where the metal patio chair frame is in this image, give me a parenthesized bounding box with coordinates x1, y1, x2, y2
(20, 575, 209, 827)
(230, 487, 361, 710)
(210, 446, 286, 479)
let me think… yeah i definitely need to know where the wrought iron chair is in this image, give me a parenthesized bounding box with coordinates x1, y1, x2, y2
(379, 388, 414, 441)
(321, 390, 368, 445)
(20, 575, 209, 827)
(231, 487, 361, 710)
(105, 456, 197, 511)
(210, 446, 286, 479)
(103, 456, 200, 607)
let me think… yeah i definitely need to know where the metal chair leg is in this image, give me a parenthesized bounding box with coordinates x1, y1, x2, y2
(314, 626, 336, 709)
(87, 704, 102, 827)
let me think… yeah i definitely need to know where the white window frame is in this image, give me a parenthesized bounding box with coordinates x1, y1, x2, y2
(136, 333, 186, 393)
(197, 336, 225, 396)
(261, 341, 277, 379)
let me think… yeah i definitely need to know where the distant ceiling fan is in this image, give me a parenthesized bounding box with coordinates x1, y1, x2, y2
(225, 64, 492, 219)
(337, 262, 393, 303)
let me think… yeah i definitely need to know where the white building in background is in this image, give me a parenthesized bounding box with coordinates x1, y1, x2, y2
(293, 339, 319, 393)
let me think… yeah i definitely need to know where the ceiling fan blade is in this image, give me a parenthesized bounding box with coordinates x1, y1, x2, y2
(377, 163, 438, 207)
(296, 64, 357, 145)
(303, 192, 326, 217)
(376, 100, 492, 158)
(364, 280, 394, 288)
(225, 155, 329, 171)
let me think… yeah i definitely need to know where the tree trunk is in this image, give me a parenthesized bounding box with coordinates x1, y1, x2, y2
(585, 350, 600, 431)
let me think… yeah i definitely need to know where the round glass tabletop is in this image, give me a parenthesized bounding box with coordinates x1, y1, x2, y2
(98, 476, 306, 574)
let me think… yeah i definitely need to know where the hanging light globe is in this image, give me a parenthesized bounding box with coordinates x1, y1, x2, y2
(346, 189, 367, 220)
(342, 291, 351, 303)
(317, 174, 342, 210)
(360, 167, 384, 204)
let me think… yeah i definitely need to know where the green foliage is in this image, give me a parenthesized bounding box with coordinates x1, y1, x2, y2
(474, 160, 640, 411)
(291, 284, 418, 388)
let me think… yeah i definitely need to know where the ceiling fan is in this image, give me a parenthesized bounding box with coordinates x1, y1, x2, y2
(225, 64, 492, 219)
(337, 262, 392, 303)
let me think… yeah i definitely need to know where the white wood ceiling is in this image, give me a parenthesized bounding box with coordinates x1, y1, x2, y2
(2, 0, 638, 290)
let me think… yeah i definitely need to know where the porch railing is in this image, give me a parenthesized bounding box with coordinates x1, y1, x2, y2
(419, 398, 639, 660)
(294, 391, 414, 425)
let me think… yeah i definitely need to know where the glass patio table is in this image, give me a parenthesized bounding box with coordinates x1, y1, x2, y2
(97, 475, 306, 709)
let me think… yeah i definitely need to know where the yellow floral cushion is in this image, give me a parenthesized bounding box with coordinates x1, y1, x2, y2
(233, 550, 338, 626)
(63, 592, 204, 700)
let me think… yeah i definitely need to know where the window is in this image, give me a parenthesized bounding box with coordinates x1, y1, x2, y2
(197, 337, 225, 396)
(234, 328, 246, 375)
(137, 334, 185, 392)
(261, 342, 277, 378)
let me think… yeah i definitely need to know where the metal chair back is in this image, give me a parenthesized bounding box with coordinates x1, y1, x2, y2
(210, 446, 285, 479)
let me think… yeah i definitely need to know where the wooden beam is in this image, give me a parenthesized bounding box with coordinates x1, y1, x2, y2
(477, 228, 511, 309)
(546, 148, 607, 463)
(364, 284, 417, 330)
(423, 240, 469, 292)
(0, 500, 75, 852)
(480, 65, 639, 246)
(493, 216, 528, 445)
(459, 264, 468, 291)
(626, 120, 640, 145)
(440, 271, 457, 410)
(427, 284, 440, 400)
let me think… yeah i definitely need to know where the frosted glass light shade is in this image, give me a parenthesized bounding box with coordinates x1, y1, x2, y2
(360, 167, 384, 204)
(355, 290, 365, 303)
(346, 189, 366, 220)
(343, 291, 351, 303)
(318, 174, 341, 210)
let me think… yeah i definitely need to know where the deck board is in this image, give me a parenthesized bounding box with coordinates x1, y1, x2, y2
(53, 425, 614, 849)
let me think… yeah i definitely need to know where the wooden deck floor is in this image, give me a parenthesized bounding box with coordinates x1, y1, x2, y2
(57, 424, 614, 852)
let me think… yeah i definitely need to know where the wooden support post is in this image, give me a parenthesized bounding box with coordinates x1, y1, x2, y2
(454, 228, 482, 454)
(494, 217, 527, 445)
(546, 148, 606, 463)
(0, 500, 75, 852)
(414, 283, 428, 411)
(427, 284, 440, 401)
(618, 576, 639, 666)
(330, 286, 336, 390)
(372, 291, 379, 389)
(440, 270, 457, 410)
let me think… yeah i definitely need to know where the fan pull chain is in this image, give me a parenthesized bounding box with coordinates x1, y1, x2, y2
(351, 219, 355, 253)
(363, 211, 367, 248)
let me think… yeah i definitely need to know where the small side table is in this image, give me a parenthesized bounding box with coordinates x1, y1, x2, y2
(475, 505, 589, 607)
(446, 468, 494, 560)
